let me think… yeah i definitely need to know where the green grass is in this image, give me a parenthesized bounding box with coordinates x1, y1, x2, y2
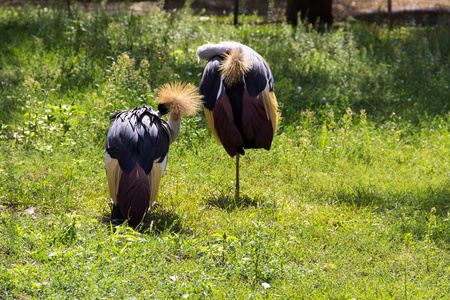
(1, 3, 450, 299)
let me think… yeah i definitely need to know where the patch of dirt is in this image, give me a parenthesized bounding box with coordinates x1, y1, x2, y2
(161, 1, 450, 15)
(1, 0, 449, 23)
(334, 0, 450, 19)
(162, 0, 450, 20)
(334, 0, 450, 24)
(160, 0, 450, 24)
(0, 203, 16, 213)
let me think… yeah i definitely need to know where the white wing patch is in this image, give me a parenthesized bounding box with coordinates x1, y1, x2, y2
(160, 155, 168, 176)
(217, 77, 225, 100)
(105, 152, 112, 170)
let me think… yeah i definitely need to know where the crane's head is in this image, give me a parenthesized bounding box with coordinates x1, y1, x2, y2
(155, 82, 202, 121)
(156, 82, 202, 143)
(157, 103, 169, 116)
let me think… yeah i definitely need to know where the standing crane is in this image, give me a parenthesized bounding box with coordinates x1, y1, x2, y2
(105, 82, 201, 228)
(197, 41, 279, 200)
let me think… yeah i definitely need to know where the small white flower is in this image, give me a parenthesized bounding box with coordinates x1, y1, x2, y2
(297, 86, 302, 92)
(262, 282, 271, 289)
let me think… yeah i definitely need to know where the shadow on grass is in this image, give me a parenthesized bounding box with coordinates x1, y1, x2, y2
(333, 187, 390, 211)
(334, 183, 450, 217)
(140, 207, 183, 234)
(204, 192, 263, 213)
(334, 183, 450, 245)
(100, 205, 183, 234)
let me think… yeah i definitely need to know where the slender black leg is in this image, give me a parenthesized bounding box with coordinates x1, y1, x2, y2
(235, 153, 240, 201)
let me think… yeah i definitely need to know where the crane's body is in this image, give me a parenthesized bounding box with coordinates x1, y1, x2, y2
(105, 82, 201, 228)
(197, 41, 279, 199)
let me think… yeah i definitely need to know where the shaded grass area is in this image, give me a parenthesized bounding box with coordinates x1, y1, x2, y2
(0, 3, 450, 299)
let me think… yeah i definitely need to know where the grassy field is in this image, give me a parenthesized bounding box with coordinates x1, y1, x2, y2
(1, 3, 449, 299)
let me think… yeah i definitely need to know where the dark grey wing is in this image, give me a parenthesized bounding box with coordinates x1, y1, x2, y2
(199, 56, 223, 111)
(105, 106, 171, 175)
(244, 54, 274, 97)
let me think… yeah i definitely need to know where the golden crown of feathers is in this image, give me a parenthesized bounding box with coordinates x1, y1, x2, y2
(155, 82, 202, 117)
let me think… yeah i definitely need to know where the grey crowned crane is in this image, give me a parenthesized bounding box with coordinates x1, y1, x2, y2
(197, 41, 280, 200)
(105, 82, 201, 228)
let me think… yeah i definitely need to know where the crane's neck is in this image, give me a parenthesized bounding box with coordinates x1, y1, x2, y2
(168, 112, 181, 144)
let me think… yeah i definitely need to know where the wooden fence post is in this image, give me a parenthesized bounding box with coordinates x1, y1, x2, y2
(234, 0, 239, 25)
(388, 0, 392, 27)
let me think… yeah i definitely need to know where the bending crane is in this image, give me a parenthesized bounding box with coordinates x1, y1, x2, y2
(105, 82, 201, 228)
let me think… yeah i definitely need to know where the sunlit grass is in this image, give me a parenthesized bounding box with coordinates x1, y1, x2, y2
(1, 3, 449, 299)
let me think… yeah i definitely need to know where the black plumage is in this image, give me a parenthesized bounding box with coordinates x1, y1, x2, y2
(199, 56, 222, 111)
(106, 105, 171, 175)
(105, 105, 171, 228)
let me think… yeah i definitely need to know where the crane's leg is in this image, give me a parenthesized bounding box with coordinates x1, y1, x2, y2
(235, 153, 240, 201)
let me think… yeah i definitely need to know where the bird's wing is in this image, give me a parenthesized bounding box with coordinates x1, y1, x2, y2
(244, 54, 279, 134)
(212, 92, 244, 157)
(241, 88, 274, 151)
(105, 106, 171, 175)
(199, 56, 223, 111)
(244, 54, 274, 97)
(105, 153, 122, 205)
(147, 159, 164, 206)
